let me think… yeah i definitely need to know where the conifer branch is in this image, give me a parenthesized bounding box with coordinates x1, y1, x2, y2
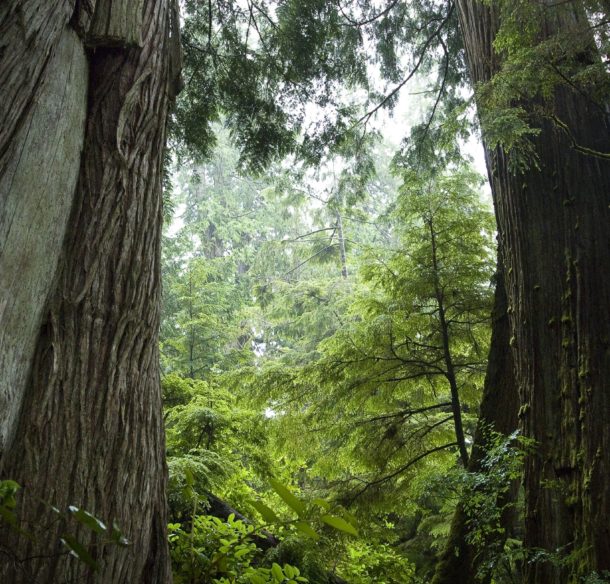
(357, 2, 455, 126)
(346, 442, 459, 503)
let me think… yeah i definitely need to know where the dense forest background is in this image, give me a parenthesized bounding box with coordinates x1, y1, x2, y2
(160, 122, 502, 583)
(1, 1, 609, 583)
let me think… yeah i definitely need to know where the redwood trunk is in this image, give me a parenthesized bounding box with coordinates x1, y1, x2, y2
(0, 1, 176, 582)
(456, 1, 610, 582)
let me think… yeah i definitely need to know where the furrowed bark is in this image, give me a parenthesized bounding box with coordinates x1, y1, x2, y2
(0, 1, 77, 169)
(1, 0, 175, 581)
(88, 0, 144, 46)
(0, 18, 87, 458)
(433, 259, 519, 584)
(456, 1, 610, 581)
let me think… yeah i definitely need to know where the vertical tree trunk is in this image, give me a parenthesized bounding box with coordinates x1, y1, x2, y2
(433, 258, 519, 584)
(1, 1, 178, 582)
(0, 7, 88, 456)
(456, 2, 610, 581)
(428, 218, 469, 467)
(189, 272, 195, 379)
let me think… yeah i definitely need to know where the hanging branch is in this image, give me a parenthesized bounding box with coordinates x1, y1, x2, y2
(353, 402, 453, 426)
(416, 32, 451, 156)
(345, 442, 459, 504)
(335, 0, 402, 28)
(357, 2, 455, 127)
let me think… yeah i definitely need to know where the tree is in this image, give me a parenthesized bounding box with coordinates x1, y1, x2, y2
(432, 258, 520, 584)
(252, 160, 494, 513)
(0, 2, 180, 581)
(456, 1, 610, 581)
(216, 2, 610, 577)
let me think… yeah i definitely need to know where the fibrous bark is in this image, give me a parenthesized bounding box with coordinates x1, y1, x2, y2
(0, 0, 175, 581)
(456, 1, 610, 582)
(0, 20, 87, 458)
(88, 0, 144, 46)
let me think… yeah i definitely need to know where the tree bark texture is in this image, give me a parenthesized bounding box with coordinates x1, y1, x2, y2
(433, 259, 519, 584)
(1, 1, 177, 582)
(0, 12, 88, 456)
(456, 2, 610, 582)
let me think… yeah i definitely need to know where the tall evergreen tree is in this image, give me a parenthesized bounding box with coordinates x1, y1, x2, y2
(253, 160, 495, 509)
(456, 2, 610, 581)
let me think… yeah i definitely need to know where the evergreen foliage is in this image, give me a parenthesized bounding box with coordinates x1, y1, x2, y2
(160, 122, 499, 581)
(158, 1, 610, 582)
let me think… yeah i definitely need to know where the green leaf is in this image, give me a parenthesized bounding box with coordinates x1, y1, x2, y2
(295, 521, 319, 540)
(269, 479, 305, 517)
(0, 480, 20, 498)
(61, 535, 99, 570)
(234, 547, 251, 558)
(68, 506, 106, 534)
(182, 484, 194, 501)
(0, 480, 19, 509)
(184, 467, 195, 487)
(342, 510, 358, 528)
(0, 506, 18, 528)
(271, 562, 284, 581)
(109, 521, 130, 546)
(251, 500, 280, 524)
(312, 498, 330, 511)
(321, 514, 358, 536)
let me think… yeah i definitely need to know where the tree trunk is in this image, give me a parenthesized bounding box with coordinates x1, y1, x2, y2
(428, 217, 469, 467)
(0, 1, 179, 582)
(433, 258, 519, 584)
(0, 6, 88, 457)
(456, 2, 610, 581)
